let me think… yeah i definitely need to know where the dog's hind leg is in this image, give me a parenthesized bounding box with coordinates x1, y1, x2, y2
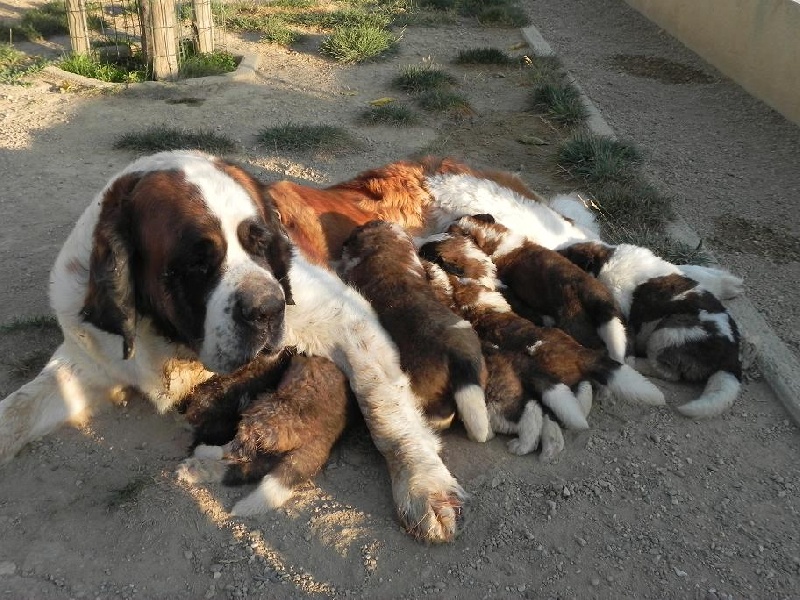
(0, 342, 103, 463)
(506, 400, 543, 456)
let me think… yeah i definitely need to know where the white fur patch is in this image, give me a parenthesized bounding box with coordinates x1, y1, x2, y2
(574, 381, 593, 418)
(677, 265, 744, 300)
(231, 475, 295, 515)
(424, 173, 593, 249)
(606, 364, 665, 406)
(542, 384, 589, 430)
(548, 193, 601, 238)
(700, 310, 736, 342)
(454, 384, 491, 442)
(526, 341, 544, 355)
(598, 317, 628, 363)
(539, 416, 565, 462)
(451, 320, 472, 329)
(506, 400, 543, 456)
(677, 371, 740, 419)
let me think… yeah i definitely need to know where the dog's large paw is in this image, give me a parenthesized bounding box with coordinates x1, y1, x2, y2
(393, 468, 466, 543)
(176, 457, 227, 484)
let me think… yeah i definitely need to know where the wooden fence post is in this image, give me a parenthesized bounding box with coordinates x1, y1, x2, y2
(144, 0, 179, 80)
(65, 0, 91, 55)
(192, 0, 214, 54)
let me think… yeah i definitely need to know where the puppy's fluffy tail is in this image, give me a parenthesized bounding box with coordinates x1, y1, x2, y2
(677, 265, 744, 300)
(542, 383, 589, 430)
(677, 371, 740, 419)
(450, 353, 492, 442)
(0, 343, 89, 464)
(597, 360, 665, 406)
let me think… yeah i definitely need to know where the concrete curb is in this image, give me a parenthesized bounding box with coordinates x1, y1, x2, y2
(521, 25, 800, 424)
(41, 51, 260, 90)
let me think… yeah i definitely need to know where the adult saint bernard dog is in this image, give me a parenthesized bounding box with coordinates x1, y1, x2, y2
(0, 150, 741, 543)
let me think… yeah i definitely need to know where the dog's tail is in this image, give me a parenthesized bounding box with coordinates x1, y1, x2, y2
(449, 350, 492, 442)
(541, 383, 589, 430)
(0, 343, 91, 464)
(597, 316, 628, 364)
(590, 357, 665, 406)
(677, 371, 740, 419)
(677, 265, 744, 300)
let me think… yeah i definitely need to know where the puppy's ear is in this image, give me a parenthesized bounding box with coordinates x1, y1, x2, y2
(267, 209, 295, 306)
(472, 213, 496, 224)
(82, 174, 140, 359)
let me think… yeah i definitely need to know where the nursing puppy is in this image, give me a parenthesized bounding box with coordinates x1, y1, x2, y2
(447, 214, 628, 363)
(419, 234, 665, 420)
(423, 259, 587, 458)
(337, 220, 491, 442)
(179, 353, 353, 514)
(558, 241, 742, 418)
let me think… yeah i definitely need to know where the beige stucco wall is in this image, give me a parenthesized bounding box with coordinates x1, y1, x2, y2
(624, 0, 800, 125)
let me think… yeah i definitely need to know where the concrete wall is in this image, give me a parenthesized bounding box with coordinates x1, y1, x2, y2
(624, 0, 800, 125)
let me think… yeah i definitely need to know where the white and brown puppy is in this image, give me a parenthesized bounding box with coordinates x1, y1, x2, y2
(419, 234, 665, 419)
(179, 353, 353, 514)
(558, 241, 742, 418)
(337, 220, 491, 442)
(0, 151, 463, 544)
(446, 214, 628, 363)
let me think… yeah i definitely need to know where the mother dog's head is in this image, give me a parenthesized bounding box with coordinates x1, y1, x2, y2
(80, 151, 294, 374)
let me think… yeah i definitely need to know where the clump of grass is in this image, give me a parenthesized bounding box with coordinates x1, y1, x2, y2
(589, 180, 674, 229)
(3, 349, 53, 379)
(454, 47, 512, 65)
(359, 103, 418, 126)
(114, 126, 238, 154)
(107, 476, 153, 510)
(19, 0, 68, 39)
(530, 81, 587, 127)
(459, 0, 530, 27)
(319, 24, 399, 63)
(607, 226, 709, 265)
(417, 88, 471, 114)
(0, 314, 59, 334)
(290, 8, 390, 30)
(524, 54, 564, 85)
(257, 123, 359, 153)
(258, 16, 297, 45)
(417, 0, 457, 9)
(178, 50, 237, 78)
(0, 44, 48, 85)
(557, 132, 642, 184)
(58, 52, 147, 83)
(392, 65, 456, 94)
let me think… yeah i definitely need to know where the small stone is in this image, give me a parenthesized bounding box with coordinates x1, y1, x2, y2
(210, 564, 223, 573)
(0, 561, 16, 576)
(184, 551, 193, 560)
(562, 486, 571, 498)
(212, 571, 222, 580)
(591, 577, 600, 586)
(673, 567, 687, 577)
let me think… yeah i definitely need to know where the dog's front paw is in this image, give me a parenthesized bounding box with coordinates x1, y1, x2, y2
(176, 457, 227, 484)
(393, 467, 466, 543)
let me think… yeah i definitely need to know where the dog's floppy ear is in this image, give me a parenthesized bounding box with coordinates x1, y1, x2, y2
(81, 173, 140, 359)
(471, 213, 496, 224)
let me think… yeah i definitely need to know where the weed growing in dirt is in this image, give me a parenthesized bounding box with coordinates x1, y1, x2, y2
(416, 88, 472, 114)
(392, 65, 456, 94)
(59, 53, 147, 83)
(0, 1, 68, 41)
(459, 0, 529, 27)
(523, 55, 564, 85)
(3, 350, 53, 379)
(320, 24, 399, 63)
(0, 315, 59, 334)
(257, 16, 298, 45)
(0, 44, 48, 85)
(359, 103, 419, 126)
(114, 126, 238, 154)
(258, 123, 359, 153)
(588, 180, 674, 229)
(454, 47, 513, 65)
(557, 132, 642, 184)
(530, 81, 588, 127)
(178, 50, 238, 78)
(107, 476, 153, 510)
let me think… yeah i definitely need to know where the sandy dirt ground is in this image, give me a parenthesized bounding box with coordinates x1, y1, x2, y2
(0, 2, 799, 599)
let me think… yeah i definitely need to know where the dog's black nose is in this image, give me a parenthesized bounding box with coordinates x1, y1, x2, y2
(233, 283, 286, 330)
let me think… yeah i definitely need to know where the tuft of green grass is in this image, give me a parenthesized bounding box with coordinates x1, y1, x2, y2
(557, 132, 642, 184)
(523, 54, 564, 85)
(459, 0, 530, 27)
(607, 226, 710, 265)
(257, 123, 359, 153)
(0, 44, 48, 85)
(114, 126, 238, 154)
(258, 16, 298, 45)
(359, 103, 418, 126)
(392, 65, 456, 94)
(20, 0, 68, 39)
(0, 314, 59, 334)
(178, 50, 238, 78)
(289, 8, 391, 30)
(3, 349, 53, 379)
(58, 53, 147, 83)
(107, 476, 153, 510)
(319, 24, 399, 63)
(588, 180, 674, 230)
(416, 88, 471, 114)
(530, 81, 587, 127)
(454, 47, 512, 65)
(417, 0, 457, 9)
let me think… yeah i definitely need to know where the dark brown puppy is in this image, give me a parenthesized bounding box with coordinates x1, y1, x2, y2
(178, 353, 353, 514)
(337, 220, 491, 442)
(447, 214, 628, 363)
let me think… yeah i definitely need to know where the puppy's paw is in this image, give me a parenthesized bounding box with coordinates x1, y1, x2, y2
(231, 475, 294, 516)
(193, 443, 229, 460)
(507, 437, 535, 456)
(393, 466, 466, 544)
(176, 457, 227, 484)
